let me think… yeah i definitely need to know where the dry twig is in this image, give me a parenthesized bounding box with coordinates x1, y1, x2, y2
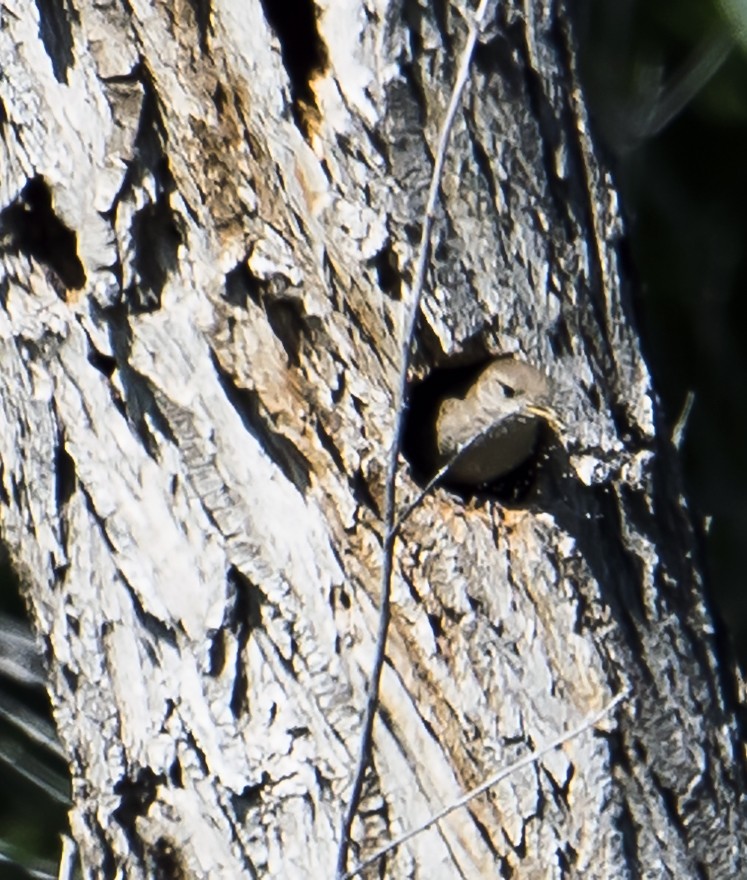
(343, 691, 628, 879)
(334, 1, 493, 876)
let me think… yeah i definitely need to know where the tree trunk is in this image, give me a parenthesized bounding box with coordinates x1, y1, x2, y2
(0, 0, 744, 877)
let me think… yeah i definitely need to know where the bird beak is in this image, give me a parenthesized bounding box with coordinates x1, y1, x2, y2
(525, 403, 564, 433)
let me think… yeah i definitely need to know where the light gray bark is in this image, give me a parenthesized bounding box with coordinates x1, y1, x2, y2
(0, 0, 744, 878)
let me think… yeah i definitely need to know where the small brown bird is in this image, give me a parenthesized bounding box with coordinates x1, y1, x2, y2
(434, 358, 560, 486)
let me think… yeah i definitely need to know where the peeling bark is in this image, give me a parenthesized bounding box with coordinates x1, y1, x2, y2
(0, 1, 744, 878)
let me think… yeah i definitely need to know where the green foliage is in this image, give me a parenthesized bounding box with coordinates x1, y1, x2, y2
(717, 0, 747, 52)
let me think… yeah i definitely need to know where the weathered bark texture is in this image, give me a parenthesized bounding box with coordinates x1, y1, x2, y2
(0, 0, 744, 877)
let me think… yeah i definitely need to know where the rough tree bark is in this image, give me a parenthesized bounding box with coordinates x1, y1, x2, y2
(0, 0, 744, 878)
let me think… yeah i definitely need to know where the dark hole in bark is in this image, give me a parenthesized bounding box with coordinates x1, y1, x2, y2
(265, 296, 305, 366)
(35, 0, 76, 85)
(369, 239, 402, 299)
(257, 0, 328, 136)
(113, 766, 164, 834)
(87, 347, 117, 378)
(224, 260, 262, 308)
(127, 200, 182, 313)
(402, 358, 550, 503)
(54, 434, 76, 509)
(151, 836, 187, 880)
(184, 0, 212, 52)
(0, 175, 86, 291)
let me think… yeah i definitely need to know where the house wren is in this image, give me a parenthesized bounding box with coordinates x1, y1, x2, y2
(434, 358, 559, 486)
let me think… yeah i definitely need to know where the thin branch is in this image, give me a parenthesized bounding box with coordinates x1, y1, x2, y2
(343, 690, 628, 879)
(634, 29, 732, 139)
(672, 390, 695, 450)
(334, 2, 492, 876)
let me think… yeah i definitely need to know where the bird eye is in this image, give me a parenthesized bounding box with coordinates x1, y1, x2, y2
(500, 383, 516, 398)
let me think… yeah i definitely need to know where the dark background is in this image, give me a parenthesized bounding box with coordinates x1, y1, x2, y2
(574, 0, 747, 668)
